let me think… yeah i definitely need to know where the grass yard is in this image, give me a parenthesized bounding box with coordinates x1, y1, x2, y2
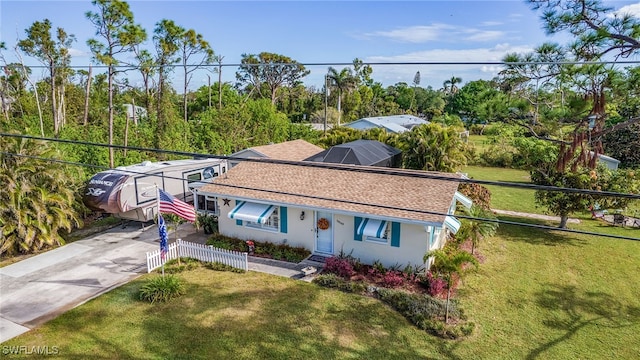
(462, 165, 543, 214)
(6, 217, 640, 359)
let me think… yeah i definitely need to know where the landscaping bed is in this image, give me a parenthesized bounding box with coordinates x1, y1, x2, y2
(205, 233, 311, 263)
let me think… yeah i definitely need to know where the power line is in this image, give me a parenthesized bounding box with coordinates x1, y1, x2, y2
(3, 150, 640, 242)
(2, 132, 639, 200)
(8, 60, 640, 70)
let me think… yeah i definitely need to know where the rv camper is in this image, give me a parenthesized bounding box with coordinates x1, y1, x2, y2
(83, 158, 227, 222)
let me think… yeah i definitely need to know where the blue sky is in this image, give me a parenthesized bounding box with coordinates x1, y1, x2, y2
(2, 0, 639, 90)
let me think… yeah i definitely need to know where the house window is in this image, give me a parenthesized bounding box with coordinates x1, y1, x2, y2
(197, 194, 218, 214)
(245, 207, 279, 231)
(366, 222, 390, 244)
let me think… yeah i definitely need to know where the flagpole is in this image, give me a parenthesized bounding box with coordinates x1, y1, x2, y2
(157, 185, 165, 278)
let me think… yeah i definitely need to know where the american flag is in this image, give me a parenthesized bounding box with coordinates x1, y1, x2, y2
(158, 188, 197, 223)
(158, 213, 169, 261)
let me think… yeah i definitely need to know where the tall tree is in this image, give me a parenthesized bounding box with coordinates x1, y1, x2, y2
(327, 66, 356, 126)
(177, 27, 214, 122)
(501, 42, 566, 125)
(235, 52, 310, 105)
(527, 0, 640, 59)
(17, 19, 75, 135)
(352, 58, 373, 87)
(153, 19, 182, 147)
(443, 76, 462, 95)
(86, 0, 146, 168)
(526, 0, 640, 170)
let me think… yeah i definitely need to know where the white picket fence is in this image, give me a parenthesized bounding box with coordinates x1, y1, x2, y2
(146, 239, 248, 273)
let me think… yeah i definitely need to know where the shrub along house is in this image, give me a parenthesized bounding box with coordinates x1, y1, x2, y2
(198, 161, 472, 269)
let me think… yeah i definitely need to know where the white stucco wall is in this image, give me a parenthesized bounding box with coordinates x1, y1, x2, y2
(217, 201, 317, 249)
(217, 198, 445, 269)
(332, 216, 431, 269)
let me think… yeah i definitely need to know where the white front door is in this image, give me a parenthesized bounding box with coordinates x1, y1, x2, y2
(315, 211, 334, 254)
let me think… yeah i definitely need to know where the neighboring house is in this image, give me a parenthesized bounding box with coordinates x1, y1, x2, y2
(199, 161, 472, 269)
(305, 139, 402, 168)
(344, 115, 429, 134)
(589, 151, 620, 170)
(122, 104, 148, 124)
(229, 139, 324, 168)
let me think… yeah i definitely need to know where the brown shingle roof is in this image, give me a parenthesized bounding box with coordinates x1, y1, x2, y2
(201, 162, 462, 224)
(248, 139, 324, 161)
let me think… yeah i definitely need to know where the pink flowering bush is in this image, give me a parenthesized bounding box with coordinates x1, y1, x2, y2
(324, 256, 354, 278)
(381, 270, 405, 288)
(425, 271, 447, 297)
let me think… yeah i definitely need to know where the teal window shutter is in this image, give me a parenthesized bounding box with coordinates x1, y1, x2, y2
(354, 217, 363, 241)
(391, 222, 401, 247)
(235, 200, 242, 226)
(280, 206, 288, 233)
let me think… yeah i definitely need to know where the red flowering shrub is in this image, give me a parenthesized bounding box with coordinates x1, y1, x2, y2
(426, 271, 447, 297)
(381, 271, 404, 288)
(324, 257, 354, 278)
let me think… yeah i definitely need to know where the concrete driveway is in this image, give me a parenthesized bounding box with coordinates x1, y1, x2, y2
(0, 223, 188, 343)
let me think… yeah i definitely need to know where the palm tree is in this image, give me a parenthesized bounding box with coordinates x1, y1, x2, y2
(424, 248, 478, 323)
(443, 76, 462, 95)
(327, 66, 356, 126)
(457, 205, 499, 255)
(0, 135, 82, 256)
(397, 123, 468, 172)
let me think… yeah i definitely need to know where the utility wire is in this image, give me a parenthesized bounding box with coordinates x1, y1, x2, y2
(3, 151, 640, 242)
(11, 60, 640, 70)
(2, 132, 640, 200)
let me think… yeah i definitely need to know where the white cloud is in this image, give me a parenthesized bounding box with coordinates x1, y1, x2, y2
(612, 3, 640, 18)
(362, 43, 535, 88)
(365, 24, 455, 43)
(465, 30, 505, 42)
(68, 48, 87, 57)
(481, 21, 503, 27)
(364, 23, 508, 44)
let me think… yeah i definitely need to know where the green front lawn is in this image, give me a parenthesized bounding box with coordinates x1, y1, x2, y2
(463, 165, 542, 214)
(6, 219, 640, 359)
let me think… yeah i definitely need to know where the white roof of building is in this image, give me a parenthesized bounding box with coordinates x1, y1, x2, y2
(345, 115, 429, 133)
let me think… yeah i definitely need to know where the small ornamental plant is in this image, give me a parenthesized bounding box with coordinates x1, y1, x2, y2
(246, 240, 255, 254)
(139, 275, 186, 303)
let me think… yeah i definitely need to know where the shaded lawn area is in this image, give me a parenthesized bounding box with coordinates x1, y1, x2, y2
(6, 215, 640, 359)
(4, 270, 452, 360)
(456, 215, 640, 359)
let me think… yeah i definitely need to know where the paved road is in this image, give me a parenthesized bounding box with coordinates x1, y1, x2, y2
(0, 223, 172, 343)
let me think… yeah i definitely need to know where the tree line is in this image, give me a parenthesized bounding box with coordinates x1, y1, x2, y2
(1, 0, 640, 255)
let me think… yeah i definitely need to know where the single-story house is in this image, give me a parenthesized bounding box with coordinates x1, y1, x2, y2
(198, 161, 472, 269)
(305, 139, 402, 168)
(229, 139, 324, 168)
(344, 115, 429, 134)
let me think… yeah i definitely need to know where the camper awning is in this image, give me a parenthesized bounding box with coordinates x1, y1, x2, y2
(228, 201, 276, 224)
(454, 191, 473, 209)
(357, 218, 388, 238)
(444, 216, 461, 234)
